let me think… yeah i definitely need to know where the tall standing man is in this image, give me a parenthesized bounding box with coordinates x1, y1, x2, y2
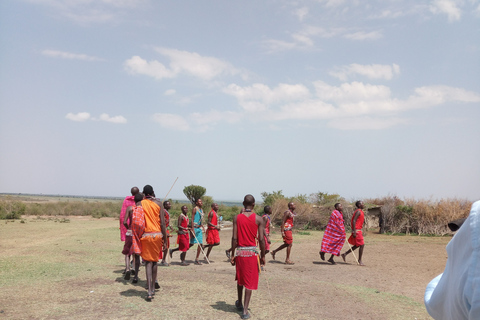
(160, 200, 173, 266)
(271, 202, 296, 265)
(169, 205, 191, 266)
(319, 203, 346, 265)
(140, 185, 167, 300)
(231, 194, 265, 320)
(190, 198, 205, 265)
(342, 200, 366, 266)
(205, 203, 221, 260)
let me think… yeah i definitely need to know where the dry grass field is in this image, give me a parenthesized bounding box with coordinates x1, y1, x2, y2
(0, 216, 449, 319)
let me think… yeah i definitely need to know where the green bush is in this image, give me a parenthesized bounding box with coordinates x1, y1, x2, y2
(0, 201, 26, 219)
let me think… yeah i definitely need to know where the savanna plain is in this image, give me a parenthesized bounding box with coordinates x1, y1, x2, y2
(0, 214, 448, 319)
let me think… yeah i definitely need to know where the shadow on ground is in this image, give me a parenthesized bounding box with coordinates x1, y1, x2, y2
(210, 301, 240, 315)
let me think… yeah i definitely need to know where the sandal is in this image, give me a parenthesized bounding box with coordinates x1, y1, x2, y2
(132, 277, 138, 284)
(155, 281, 160, 289)
(194, 260, 202, 265)
(123, 272, 131, 280)
(241, 312, 251, 319)
(285, 260, 295, 265)
(225, 250, 231, 259)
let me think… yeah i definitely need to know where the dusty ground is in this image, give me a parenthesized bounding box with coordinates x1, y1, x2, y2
(0, 216, 449, 319)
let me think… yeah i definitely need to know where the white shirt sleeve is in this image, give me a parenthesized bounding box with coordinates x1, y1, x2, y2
(425, 200, 480, 320)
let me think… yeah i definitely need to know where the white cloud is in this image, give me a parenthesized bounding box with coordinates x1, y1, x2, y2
(153, 113, 189, 131)
(329, 63, 401, 81)
(42, 50, 104, 61)
(327, 117, 409, 130)
(401, 85, 480, 110)
(294, 7, 309, 21)
(314, 81, 392, 103)
(124, 48, 244, 81)
(97, 113, 127, 124)
(164, 89, 176, 96)
(223, 83, 310, 112)
(65, 112, 127, 123)
(430, 0, 462, 22)
(221, 81, 480, 127)
(29, 0, 146, 24)
(65, 112, 91, 122)
(263, 26, 380, 53)
(343, 30, 383, 40)
(318, 0, 347, 8)
(262, 39, 298, 53)
(124, 56, 176, 80)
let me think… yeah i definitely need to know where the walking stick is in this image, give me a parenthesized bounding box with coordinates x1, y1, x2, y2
(191, 229, 210, 264)
(346, 240, 360, 265)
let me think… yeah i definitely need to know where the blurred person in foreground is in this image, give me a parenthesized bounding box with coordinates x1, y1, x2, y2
(424, 200, 480, 320)
(319, 203, 346, 265)
(230, 194, 266, 319)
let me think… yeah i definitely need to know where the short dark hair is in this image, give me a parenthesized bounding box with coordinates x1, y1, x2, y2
(334, 203, 341, 210)
(244, 194, 255, 206)
(134, 193, 144, 203)
(143, 185, 154, 196)
(163, 200, 170, 206)
(264, 205, 271, 213)
(355, 200, 362, 208)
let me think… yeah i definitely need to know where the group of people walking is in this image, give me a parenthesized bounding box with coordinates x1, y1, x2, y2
(118, 185, 366, 318)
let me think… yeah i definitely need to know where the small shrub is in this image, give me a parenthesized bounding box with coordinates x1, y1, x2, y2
(0, 201, 26, 219)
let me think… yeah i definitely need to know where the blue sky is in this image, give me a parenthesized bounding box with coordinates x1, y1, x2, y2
(0, 0, 479, 202)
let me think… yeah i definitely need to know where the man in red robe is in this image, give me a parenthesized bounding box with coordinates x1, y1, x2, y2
(271, 202, 296, 264)
(231, 194, 266, 320)
(205, 203, 221, 260)
(342, 200, 366, 266)
(319, 203, 346, 265)
(120, 187, 139, 275)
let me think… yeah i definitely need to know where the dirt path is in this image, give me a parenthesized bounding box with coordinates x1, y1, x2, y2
(0, 217, 448, 319)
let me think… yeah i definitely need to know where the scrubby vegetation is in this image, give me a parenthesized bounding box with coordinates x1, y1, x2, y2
(0, 192, 473, 236)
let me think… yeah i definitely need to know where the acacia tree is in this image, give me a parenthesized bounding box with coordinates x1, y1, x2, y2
(183, 185, 206, 205)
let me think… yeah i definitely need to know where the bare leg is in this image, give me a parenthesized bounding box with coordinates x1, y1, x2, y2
(123, 254, 131, 280)
(319, 251, 325, 261)
(285, 244, 293, 263)
(236, 284, 244, 310)
(206, 246, 213, 259)
(153, 262, 160, 289)
(342, 245, 358, 262)
(124, 255, 130, 271)
(133, 254, 140, 282)
(243, 289, 253, 317)
(271, 243, 288, 260)
(358, 245, 365, 266)
(180, 252, 188, 265)
(145, 262, 153, 299)
(328, 254, 336, 264)
(195, 245, 202, 262)
(161, 247, 168, 265)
